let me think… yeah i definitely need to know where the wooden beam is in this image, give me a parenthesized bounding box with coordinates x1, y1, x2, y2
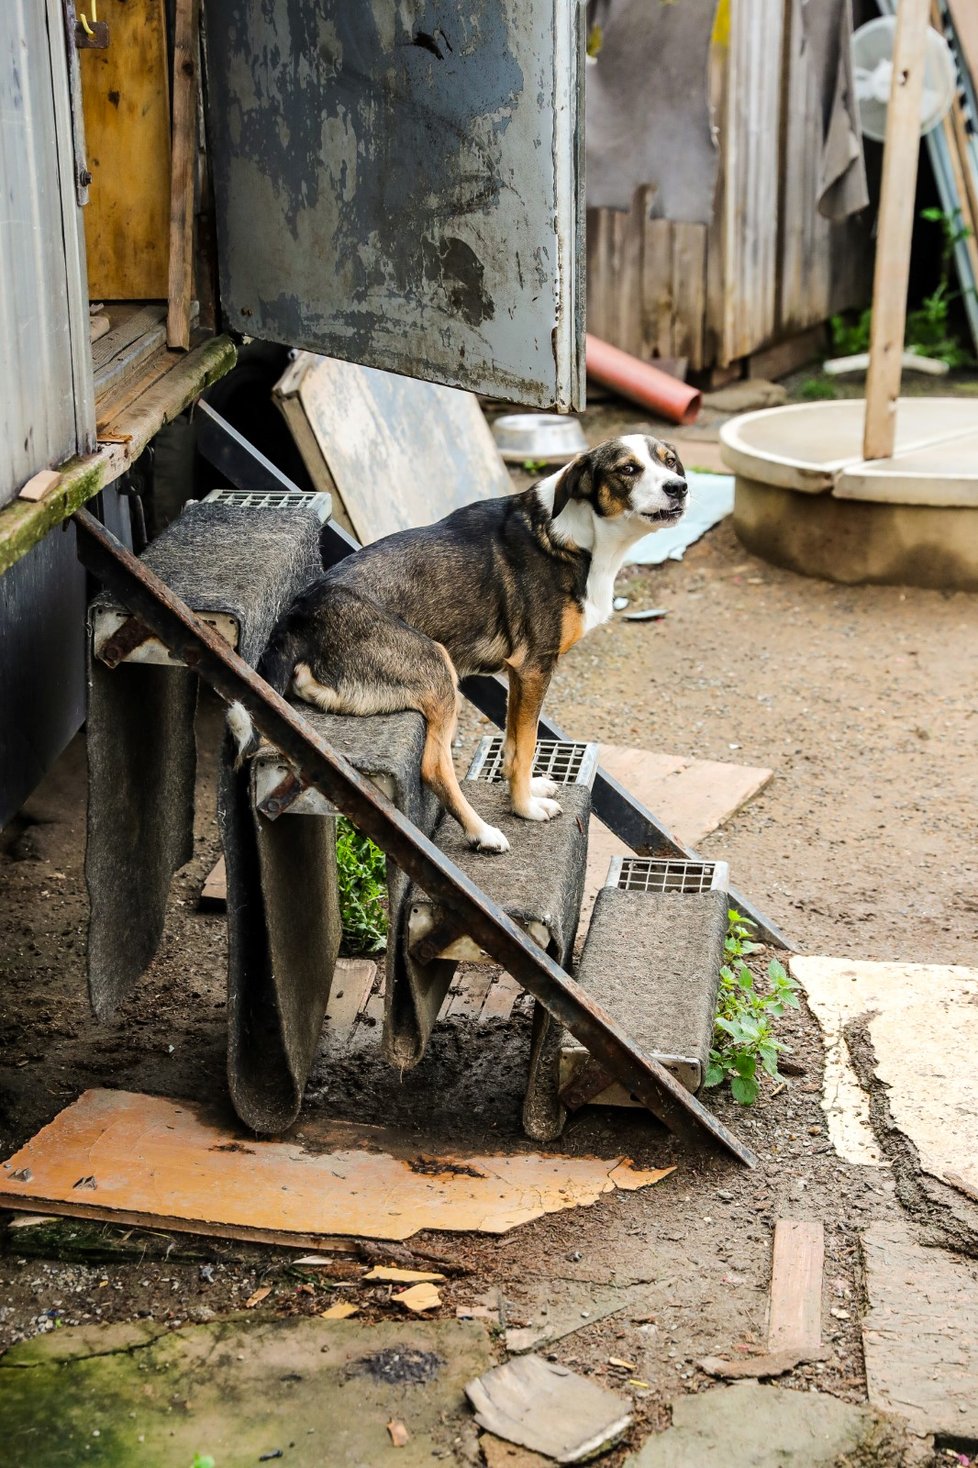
(167, 0, 202, 350)
(863, 0, 932, 460)
(0, 336, 235, 576)
(767, 1218, 824, 1356)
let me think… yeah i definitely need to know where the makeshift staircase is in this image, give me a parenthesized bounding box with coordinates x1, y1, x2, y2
(77, 404, 791, 1168)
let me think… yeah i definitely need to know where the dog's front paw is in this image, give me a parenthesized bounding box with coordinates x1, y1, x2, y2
(513, 796, 562, 823)
(470, 823, 510, 854)
(529, 776, 560, 800)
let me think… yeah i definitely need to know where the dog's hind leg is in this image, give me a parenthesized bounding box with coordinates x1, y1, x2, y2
(294, 625, 509, 854)
(420, 651, 509, 854)
(503, 662, 561, 822)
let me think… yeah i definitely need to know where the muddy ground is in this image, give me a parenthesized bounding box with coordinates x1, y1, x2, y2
(0, 392, 976, 1462)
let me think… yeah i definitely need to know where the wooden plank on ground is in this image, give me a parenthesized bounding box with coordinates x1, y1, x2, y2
(699, 1218, 824, 1380)
(767, 1218, 824, 1355)
(479, 972, 523, 1023)
(80, 0, 172, 299)
(325, 959, 379, 1041)
(199, 856, 226, 907)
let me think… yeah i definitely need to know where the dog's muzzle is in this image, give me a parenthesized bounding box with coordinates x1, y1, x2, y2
(643, 478, 688, 522)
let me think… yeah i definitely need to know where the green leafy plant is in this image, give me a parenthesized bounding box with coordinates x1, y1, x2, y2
(191, 1456, 216, 1468)
(336, 816, 387, 955)
(831, 207, 974, 368)
(799, 377, 839, 401)
(705, 910, 801, 1104)
(521, 458, 548, 474)
(829, 306, 872, 356)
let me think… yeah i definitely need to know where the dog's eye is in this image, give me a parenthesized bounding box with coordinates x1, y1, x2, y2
(619, 462, 639, 476)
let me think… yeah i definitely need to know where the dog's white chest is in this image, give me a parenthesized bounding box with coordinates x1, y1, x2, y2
(583, 564, 617, 632)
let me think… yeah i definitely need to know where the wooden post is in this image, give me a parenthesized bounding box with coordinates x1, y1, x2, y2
(166, 0, 201, 350)
(863, 0, 932, 460)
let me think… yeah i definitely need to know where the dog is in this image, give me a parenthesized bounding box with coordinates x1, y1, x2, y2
(228, 434, 687, 853)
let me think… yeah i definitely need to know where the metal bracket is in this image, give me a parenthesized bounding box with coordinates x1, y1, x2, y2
(73, 507, 758, 1168)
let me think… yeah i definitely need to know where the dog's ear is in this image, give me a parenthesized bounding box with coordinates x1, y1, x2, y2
(552, 454, 590, 517)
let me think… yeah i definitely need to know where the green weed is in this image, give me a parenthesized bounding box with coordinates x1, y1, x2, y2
(336, 816, 388, 955)
(799, 377, 838, 401)
(521, 459, 548, 474)
(704, 910, 801, 1104)
(830, 207, 974, 368)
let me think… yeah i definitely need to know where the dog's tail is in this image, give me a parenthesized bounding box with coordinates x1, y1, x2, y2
(226, 622, 302, 769)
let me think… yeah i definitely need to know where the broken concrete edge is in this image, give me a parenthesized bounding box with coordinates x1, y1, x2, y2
(844, 1016, 978, 1259)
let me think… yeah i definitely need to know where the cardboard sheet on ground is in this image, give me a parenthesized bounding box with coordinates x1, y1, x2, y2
(583, 744, 771, 918)
(791, 956, 978, 1185)
(623, 471, 734, 566)
(0, 1090, 675, 1245)
(274, 352, 512, 543)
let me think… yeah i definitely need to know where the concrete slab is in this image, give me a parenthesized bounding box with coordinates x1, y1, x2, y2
(862, 1218, 978, 1439)
(791, 957, 978, 1192)
(624, 1382, 914, 1466)
(0, 1315, 494, 1467)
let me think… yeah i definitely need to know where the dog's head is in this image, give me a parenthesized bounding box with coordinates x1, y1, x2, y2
(551, 434, 688, 530)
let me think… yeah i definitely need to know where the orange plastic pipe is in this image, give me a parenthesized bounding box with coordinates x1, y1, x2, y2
(585, 333, 702, 426)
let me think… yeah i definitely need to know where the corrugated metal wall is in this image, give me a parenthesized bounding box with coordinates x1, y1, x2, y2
(0, 0, 94, 509)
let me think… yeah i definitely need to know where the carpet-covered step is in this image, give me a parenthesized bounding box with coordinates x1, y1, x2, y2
(406, 738, 598, 964)
(252, 706, 435, 820)
(559, 856, 729, 1111)
(404, 740, 597, 1142)
(91, 488, 331, 666)
(86, 489, 330, 1024)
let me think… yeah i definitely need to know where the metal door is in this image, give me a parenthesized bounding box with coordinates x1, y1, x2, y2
(202, 1, 584, 410)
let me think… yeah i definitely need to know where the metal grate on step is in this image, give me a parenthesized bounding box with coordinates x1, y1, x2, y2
(606, 855, 729, 894)
(465, 736, 598, 788)
(203, 488, 332, 521)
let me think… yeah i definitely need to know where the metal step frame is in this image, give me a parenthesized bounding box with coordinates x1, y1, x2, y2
(193, 402, 791, 950)
(74, 502, 758, 1167)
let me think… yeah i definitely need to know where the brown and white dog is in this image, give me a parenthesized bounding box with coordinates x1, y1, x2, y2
(229, 434, 687, 852)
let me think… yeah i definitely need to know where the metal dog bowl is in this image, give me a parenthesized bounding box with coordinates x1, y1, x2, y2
(492, 413, 589, 464)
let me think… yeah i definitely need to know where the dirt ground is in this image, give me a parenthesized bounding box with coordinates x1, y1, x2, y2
(0, 390, 976, 1462)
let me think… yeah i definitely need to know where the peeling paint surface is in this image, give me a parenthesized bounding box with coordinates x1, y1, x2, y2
(204, 0, 582, 407)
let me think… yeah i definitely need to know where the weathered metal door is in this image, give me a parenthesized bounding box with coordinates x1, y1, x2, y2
(203, 1, 584, 410)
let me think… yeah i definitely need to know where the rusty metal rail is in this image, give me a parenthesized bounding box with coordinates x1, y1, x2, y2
(74, 507, 757, 1167)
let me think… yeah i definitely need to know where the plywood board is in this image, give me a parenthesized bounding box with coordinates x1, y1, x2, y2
(582, 744, 771, 919)
(0, 1089, 675, 1244)
(273, 353, 512, 544)
(80, 0, 171, 299)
